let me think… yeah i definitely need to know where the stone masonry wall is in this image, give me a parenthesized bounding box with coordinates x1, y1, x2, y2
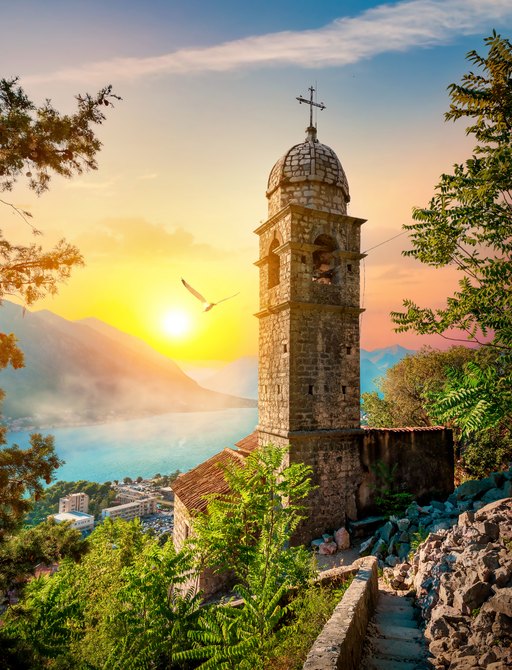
(258, 429, 363, 545)
(288, 307, 360, 431)
(258, 427, 454, 546)
(172, 496, 191, 553)
(267, 179, 347, 218)
(357, 428, 454, 515)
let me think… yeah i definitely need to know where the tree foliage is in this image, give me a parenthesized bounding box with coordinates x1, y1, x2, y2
(190, 444, 314, 589)
(0, 517, 85, 592)
(178, 444, 316, 669)
(24, 479, 117, 527)
(0, 77, 118, 553)
(0, 433, 62, 542)
(362, 346, 475, 427)
(391, 32, 512, 435)
(1, 519, 200, 669)
(0, 77, 120, 195)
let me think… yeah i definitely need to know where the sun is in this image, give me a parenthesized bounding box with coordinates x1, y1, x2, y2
(162, 309, 191, 338)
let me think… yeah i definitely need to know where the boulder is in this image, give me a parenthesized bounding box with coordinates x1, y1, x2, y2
(487, 588, 512, 618)
(397, 517, 410, 532)
(397, 542, 411, 560)
(481, 487, 508, 504)
(371, 538, 387, 558)
(456, 477, 494, 500)
(378, 520, 395, 543)
(385, 555, 399, 568)
(334, 526, 350, 551)
(318, 541, 337, 555)
(458, 511, 475, 527)
(358, 536, 375, 556)
(453, 581, 493, 613)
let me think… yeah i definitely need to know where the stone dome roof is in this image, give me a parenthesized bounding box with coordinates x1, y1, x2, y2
(267, 126, 350, 202)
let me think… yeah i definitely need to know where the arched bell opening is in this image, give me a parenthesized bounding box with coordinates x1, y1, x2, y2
(268, 238, 280, 289)
(312, 234, 338, 285)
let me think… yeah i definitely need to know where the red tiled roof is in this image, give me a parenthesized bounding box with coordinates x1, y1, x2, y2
(363, 426, 447, 432)
(171, 447, 246, 514)
(235, 430, 259, 454)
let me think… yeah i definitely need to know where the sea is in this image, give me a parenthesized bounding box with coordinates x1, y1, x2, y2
(6, 408, 258, 484)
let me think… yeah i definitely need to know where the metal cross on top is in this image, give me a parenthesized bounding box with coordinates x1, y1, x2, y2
(296, 86, 326, 128)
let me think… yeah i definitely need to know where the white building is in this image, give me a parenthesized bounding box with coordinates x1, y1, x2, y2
(101, 497, 157, 522)
(51, 511, 95, 534)
(59, 492, 89, 514)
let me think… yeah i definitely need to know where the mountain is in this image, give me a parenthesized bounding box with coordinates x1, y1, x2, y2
(194, 347, 416, 400)
(360, 345, 415, 394)
(201, 356, 258, 399)
(0, 302, 255, 426)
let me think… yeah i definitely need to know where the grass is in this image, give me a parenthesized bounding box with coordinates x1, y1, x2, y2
(262, 578, 353, 670)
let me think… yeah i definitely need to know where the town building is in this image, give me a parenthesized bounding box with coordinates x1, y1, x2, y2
(115, 488, 151, 505)
(51, 511, 95, 535)
(59, 492, 89, 514)
(101, 497, 157, 522)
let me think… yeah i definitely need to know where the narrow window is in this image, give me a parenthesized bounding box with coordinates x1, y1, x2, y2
(346, 346, 352, 355)
(308, 385, 314, 395)
(268, 238, 280, 288)
(277, 385, 281, 395)
(347, 264, 352, 273)
(301, 255, 307, 264)
(283, 343, 287, 353)
(342, 385, 347, 395)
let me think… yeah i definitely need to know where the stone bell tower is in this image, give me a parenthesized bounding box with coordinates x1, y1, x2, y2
(255, 98, 366, 543)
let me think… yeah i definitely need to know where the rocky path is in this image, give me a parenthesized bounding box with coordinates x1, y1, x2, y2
(360, 588, 432, 670)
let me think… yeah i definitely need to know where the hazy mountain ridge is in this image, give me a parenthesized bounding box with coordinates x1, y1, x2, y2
(196, 347, 416, 399)
(0, 302, 255, 427)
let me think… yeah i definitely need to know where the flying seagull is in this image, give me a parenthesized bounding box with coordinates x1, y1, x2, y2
(181, 278, 239, 312)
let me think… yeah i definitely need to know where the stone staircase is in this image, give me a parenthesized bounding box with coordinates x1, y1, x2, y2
(360, 589, 432, 670)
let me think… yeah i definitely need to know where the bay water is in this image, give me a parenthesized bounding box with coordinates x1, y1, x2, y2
(6, 408, 258, 484)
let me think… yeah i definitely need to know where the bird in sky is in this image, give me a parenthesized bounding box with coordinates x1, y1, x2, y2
(181, 278, 239, 312)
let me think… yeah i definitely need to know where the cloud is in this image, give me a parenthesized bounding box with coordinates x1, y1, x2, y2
(24, 0, 512, 84)
(137, 173, 159, 181)
(76, 217, 226, 260)
(64, 177, 120, 191)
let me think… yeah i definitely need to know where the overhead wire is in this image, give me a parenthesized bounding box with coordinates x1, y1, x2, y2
(360, 229, 409, 331)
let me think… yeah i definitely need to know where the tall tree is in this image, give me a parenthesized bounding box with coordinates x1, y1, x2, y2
(392, 32, 512, 435)
(0, 78, 118, 542)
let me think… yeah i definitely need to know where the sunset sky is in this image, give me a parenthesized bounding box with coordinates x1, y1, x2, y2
(2, 0, 512, 361)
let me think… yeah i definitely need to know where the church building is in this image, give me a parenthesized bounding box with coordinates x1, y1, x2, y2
(255, 113, 366, 543)
(172, 92, 454, 579)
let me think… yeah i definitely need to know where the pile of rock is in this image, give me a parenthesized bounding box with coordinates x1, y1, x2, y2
(358, 467, 512, 567)
(311, 526, 351, 555)
(410, 498, 512, 669)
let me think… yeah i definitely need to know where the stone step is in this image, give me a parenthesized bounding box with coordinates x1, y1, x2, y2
(378, 595, 414, 612)
(374, 612, 418, 628)
(369, 637, 425, 661)
(373, 623, 423, 641)
(365, 657, 430, 670)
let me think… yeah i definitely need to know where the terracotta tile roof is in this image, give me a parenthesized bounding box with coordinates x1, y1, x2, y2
(234, 430, 259, 454)
(171, 447, 246, 514)
(363, 426, 447, 432)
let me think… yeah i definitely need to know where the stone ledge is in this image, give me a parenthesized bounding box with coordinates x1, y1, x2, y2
(302, 556, 379, 670)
